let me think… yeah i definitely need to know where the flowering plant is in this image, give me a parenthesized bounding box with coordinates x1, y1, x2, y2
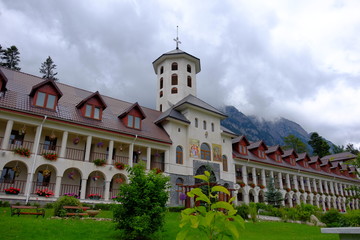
(257, 184, 265, 189)
(88, 193, 102, 199)
(73, 137, 80, 145)
(249, 183, 256, 188)
(36, 188, 54, 197)
(114, 162, 126, 170)
(96, 142, 104, 148)
(14, 147, 31, 158)
(292, 189, 298, 192)
(237, 181, 246, 187)
(179, 192, 187, 201)
(299, 189, 304, 193)
(63, 193, 79, 199)
(93, 159, 106, 166)
(153, 168, 162, 174)
(5, 187, 20, 194)
(285, 188, 291, 192)
(42, 152, 58, 161)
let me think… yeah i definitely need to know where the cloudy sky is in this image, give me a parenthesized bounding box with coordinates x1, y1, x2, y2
(1, 0, 360, 148)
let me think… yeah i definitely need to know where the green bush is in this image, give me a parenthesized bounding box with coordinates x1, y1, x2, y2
(167, 206, 185, 212)
(113, 164, 170, 240)
(93, 203, 116, 210)
(44, 203, 54, 209)
(0, 201, 10, 207)
(321, 209, 342, 227)
(343, 210, 360, 227)
(249, 202, 257, 223)
(53, 196, 81, 217)
(236, 204, 250, 220)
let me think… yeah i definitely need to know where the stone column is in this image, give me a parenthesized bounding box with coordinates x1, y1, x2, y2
(306, 177, 311, 192)
(80, 178, 87, 200)
(300, 176, 305, 190)
(128, 144, 134, 167)
(242, 166, 248, 184)
(319, 180, 323, 193)
(104, 180, 110, 201)
(164, 150, 170, 173)
(270, 170, 274, 183)
(243, 192, 249, 204)
(54, 176, 62, 197)
(339, 183, 344, 196)
(278, 172, 283, 189)
(334, 182, 339, 195)
(107, 140, 114, 165)
(59, 131, 68, 158)
(286, 173, 291, 189)
(254, 194, 259, 203)
(312, 178, 317, 192)
(252, 168, 257, 185)
(1, 120, 13, 150)
(293, 175, 298, 190)
(330, 181, 335, 194)
(31, 125, 43, 155)
(84, 135, 92, 162)
(146, 147, 151, 170)
(324, 181, 329, 194)
(261, 169, 266, 186)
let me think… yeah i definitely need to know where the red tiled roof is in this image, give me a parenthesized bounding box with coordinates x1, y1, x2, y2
(0, 67, 171, 144)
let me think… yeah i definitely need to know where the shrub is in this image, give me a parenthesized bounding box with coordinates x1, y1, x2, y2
(113, 164, 170, 240)
(53, 196, 81, 217)
(321, 209, 342, 227)
(249, 202, 257, 223)
(236, 204, 250, 220)
(167, 206, 185, 212)
(93, 203, 115, 210)
(343, 210, 360, 227)
(44, 203, 54, 209)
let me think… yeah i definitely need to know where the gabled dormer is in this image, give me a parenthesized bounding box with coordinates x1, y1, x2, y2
(232, 135, 250, 155)
(320, 159, 331, 173)
(348, 166, 357, 178)
(266, 145, 284, 163)
(29, 79, 63, 110)
(330, 161, 341, 175)
(282, 149, 298, 166)
(76, 91, 107, 120)
(0, 68, 8, 96)
(296, 152, 311, 168)
(248, 140, 268, 159)
(340, 163, 350, 177)
(118, 102, 146, 130)
(309, 156, 321, 171)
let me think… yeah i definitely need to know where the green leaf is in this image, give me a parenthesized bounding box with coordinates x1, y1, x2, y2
(195, 195, 211, 204)
(228, 196, 236, 203)
(182, 208, 197, 215)
(228, 209, 237, 216)
(211, 186, 230, 195)
(211, 201, 234, 211)
(225, 222, 240, 239)
(204, 171, 210, 177)
(204, 211, 215, 226)
(190, 215, 199, 228)
(176, 228, 189, 240)
(196, 206, 207, 214)
(194, 175, 209, 182)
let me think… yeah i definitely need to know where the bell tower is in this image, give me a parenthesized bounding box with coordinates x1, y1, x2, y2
(152, 31, 201, 112)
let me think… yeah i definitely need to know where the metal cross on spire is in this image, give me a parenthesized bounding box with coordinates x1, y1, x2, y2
(174, 26, 181, 49)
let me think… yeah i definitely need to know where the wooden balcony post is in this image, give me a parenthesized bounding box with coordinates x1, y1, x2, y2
(59, 131, 68, 158)
(1, 119, 13, 150)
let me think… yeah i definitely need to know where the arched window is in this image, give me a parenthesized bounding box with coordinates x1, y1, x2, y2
(159, 91, 163, 98)
(222, 155, 228, 172)
(187, 76, 192, 87)
(211, 123, 214, 132)
(187, 64, 191, 73)
(171, 62, 178, 71)
(159, 104, 162, 112)
(160, 66, 164, 74)
(176, 146, 183, 164)
(203, 120, 207, 130)
(195, 118, 198, 128)
(171, 74, 178, 85)
(171, 87, 178, 94)
(160, 77, 163, 89)
(200, 143, 211, 160)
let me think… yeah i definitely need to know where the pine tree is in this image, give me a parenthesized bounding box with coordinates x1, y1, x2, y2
(308, 132, 331, 158)
(0, 45, 21, 71)
(265, 177, 283, 207)
(39, 56, 58, 81)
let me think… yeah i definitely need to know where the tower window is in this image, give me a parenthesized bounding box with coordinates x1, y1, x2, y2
(187, 64, 191, 73)
(160, 66, 164, 74)
(200, 143, 211, 160)
(171, 62, 178, 71)
(176, 145, 183, 164)
(171, 87, 178, 94)
(211, 123, 214, 132)
(160, 77, 163, 89)
(203, 120, 207, 130)
(159, 104, 162, 112)
(159, 91, 163, 98)
(195, 118, 198, 128)
(171, 74, 178, 85)
(187, 76, 192, 87)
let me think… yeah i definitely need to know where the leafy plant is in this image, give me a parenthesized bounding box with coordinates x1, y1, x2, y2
(177, 171, 244, 240)
(42, 152, 58, 161)
(114, 162, 126, 170)
(36, 188, 54, 197)
(113, 164, 170, 240)
(53, 196, 81, 217)
(93, 159, 106, 166)
(4, 187, 20, 194)
(14, 147, 31, 158)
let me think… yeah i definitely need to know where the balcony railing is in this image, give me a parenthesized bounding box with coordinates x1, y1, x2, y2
(0, 180, 27, 194)
(31, 181, 56, 194)
(65, 147, 85, 161)
(90, 152, 107, 162)
(87, 186, 104, 198)
(38, 143, 61, 155)
(60, 184, 81, 196)
(7, 140, 34, 152)
(112, 155, 129, 165)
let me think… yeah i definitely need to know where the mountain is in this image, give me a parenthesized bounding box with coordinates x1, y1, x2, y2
(221, 106, 311, 148)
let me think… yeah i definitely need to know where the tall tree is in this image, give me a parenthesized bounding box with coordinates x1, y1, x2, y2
(0, 45, 21, 71)
(39, 56, 58, 81)
(308, 132, 331, 158)
(265, 177, 283, 207)
(332, 144, 345, 154)
(345, 143, 359, 155)
(283, 134, 308, 153)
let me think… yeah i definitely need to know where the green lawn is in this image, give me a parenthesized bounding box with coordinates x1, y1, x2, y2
(0, 207, 337, 240)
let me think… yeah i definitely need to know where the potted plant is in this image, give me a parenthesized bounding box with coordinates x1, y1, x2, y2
(237, 181, 246, 187)
(42, 152, 58, 161)
(285, 187, 291, 192)
(36, 188, 54, 197)
(114, 162, 125, 170)
(93, 159, 106, 166)
(96, 142, 104, 148)
(257, 184, 265, 189)
(14, 147, 31, 158)
(299, 189, 304, 193)
(249, 183, 256, 188)
(292, 189, 298, 192)
(73, 137, 80, 145)
(5, 187, 20, 195)
(153, 168, 162, 174)
(88, 193, 102, 200)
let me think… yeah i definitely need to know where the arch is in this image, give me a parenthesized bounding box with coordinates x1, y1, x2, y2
(171, 62, 178, 71)
(284, 192, 291, 207)
(0, 160, 28, 194)
(171, 87, 178, 94)
(171, 74, 178, 85)
(176, 145, 183, 164)
(292, 193, 298, 207)
(187, 64, 191, 73)
(86, 171, 106, 200)
(110, 173, 127, 199)
(237, 188, 245, 202)
(258, 190, 265, 203)
(200, 143, 211, 160)
(160, 66, 164, 74)
(195, 165, 216, 184)
(61, 168, 82, 198)
(160, 77, 163, 89)
(249, 189, 255, 203)
(34, 164, 57, 195)
(300, 194, 306, 203)
(187, 76, 192, 87)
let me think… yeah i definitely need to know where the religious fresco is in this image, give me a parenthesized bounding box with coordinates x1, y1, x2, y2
(189, 139, 200, 158)
(212, 144, 222, 162)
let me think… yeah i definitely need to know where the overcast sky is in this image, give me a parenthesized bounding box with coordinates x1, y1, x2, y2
(1, 0, 360, 148)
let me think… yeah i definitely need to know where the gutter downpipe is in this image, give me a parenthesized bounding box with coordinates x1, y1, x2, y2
(25, 115, 47, 204)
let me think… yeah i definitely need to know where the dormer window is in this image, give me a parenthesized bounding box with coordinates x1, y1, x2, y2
(276, 154, 282, 162)
(258, 150, 265, 159)
(35, 92, 57, 109)
(85, 104, 101, 119)
(128, 115, 141, 129)
(239, 145, 248, 155)
(76, 91, 107, 121)
(118, 102, 146, 130)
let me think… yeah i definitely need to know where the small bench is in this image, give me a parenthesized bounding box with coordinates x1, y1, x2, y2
(11, 205, 45, 218)
(63, 206, 90, 217)
(321, 227, 360, 240)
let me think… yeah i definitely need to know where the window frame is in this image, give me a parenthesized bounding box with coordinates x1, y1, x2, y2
(200, 143, 211, 160)
(187, 64, 191, 73)
(34, 91, 57, 110)
(84, 104, 102, 120)
(222, 155, 228, 172)
(171, 62, 178, 71)
(171, 87, 178, 94)
(127, 115, 141, 129)
(176, 146, 183, 164)
(44, 136, 57, 151)
(187, 76, 192, 87)
(171, 74, 178, 85)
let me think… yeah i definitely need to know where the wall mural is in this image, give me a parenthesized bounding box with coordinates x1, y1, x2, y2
(189, 139, 200, 158)
(212, 144, 222, 162)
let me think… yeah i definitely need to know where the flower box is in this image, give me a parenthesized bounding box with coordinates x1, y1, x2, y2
(88, 194, 102, 200)
(42, 152, 58, 161)
(249, 183, 256, 188)
(257, 184, 265, 189)
(93, 159, 106, 166)
(114, 162, 126, 170)
(5, 187, 20, 195)
(14, 147, 31, 158)
(36, 188, 54, 197)
(63, 193, 80, 199)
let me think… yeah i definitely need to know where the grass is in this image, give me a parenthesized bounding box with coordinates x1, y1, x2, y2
(0, 207, 338, 240)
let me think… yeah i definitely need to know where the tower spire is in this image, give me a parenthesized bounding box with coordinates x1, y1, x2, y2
(173, 26, 181, 49)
